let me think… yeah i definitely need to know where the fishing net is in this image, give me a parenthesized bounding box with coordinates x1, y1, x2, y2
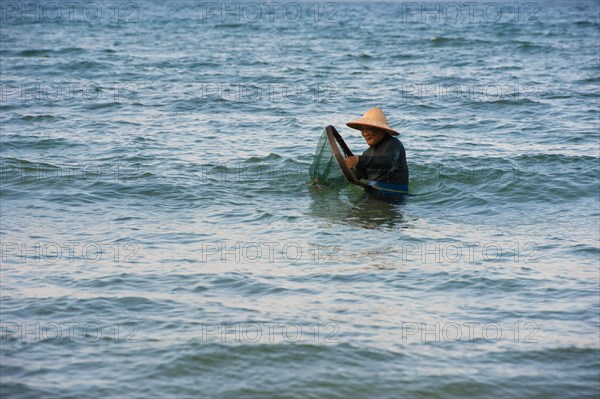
(309, 127, 346, 187)
(309, 125, 365, 188)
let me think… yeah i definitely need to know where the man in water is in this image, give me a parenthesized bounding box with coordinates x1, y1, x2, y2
(344, 106, 409, 194)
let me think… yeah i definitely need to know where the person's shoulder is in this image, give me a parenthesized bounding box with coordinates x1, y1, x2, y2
(387, 135, 405, 149)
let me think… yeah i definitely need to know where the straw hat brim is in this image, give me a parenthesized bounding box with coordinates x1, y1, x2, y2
(346, 120, 399, 136)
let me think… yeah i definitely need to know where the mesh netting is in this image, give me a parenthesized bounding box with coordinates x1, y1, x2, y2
(309, 127, 349, 188)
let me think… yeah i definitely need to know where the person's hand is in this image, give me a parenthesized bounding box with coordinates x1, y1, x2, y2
(345, 156, 359, 169)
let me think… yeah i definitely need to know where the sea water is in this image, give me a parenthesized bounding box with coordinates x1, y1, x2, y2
(1, 1, 599, 397)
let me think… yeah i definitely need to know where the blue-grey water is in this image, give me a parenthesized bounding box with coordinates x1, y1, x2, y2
(1, 0, 599, 398)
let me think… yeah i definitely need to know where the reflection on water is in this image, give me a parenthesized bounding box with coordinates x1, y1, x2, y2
(307, 184, 408, 229)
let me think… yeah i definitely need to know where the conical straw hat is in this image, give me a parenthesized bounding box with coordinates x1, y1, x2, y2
(346, 106, 399, 136)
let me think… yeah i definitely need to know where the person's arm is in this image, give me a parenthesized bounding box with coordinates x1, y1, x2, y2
(357, 142, 401, 170)
(354, 162, 368, 179)
(344, 156, 368, 179)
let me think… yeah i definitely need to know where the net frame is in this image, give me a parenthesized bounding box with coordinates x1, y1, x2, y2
(325, 125, 368, 188)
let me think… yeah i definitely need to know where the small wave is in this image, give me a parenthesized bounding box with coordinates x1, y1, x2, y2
(429, 36, 500, 48)
(430, 36, 451, 43)
(20, 114, 62, 122)
(569, 243, 600, 257)
(84, 102, 122, 110)
(244, 153, 284, 163)
(214, 23, 243, 29)
(516, 41, 553, 53)
(428, 36, 471, 46)
(470, 98, 544, 106)
(0, 137, 82, 151)
(493, 346, 599, 364)
(206, 273, 314, 296)
(72, 296, 177, 313)
(391, 53, 414, 60)
(60, 60, 105, 72)
(16, 48, 86, 57)
(188, 61, 222, 69)
(574, 20, 599, 27)
(16, 49, 51, 57)
(574, 76, 600, 84)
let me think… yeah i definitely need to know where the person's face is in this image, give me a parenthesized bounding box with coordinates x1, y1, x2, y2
(361, 127, 386, 146)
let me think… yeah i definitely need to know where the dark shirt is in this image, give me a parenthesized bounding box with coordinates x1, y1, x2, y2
(355, 134, 409, 185)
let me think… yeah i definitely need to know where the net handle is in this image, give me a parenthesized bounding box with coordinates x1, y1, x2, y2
(326, 125, 368, 188)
